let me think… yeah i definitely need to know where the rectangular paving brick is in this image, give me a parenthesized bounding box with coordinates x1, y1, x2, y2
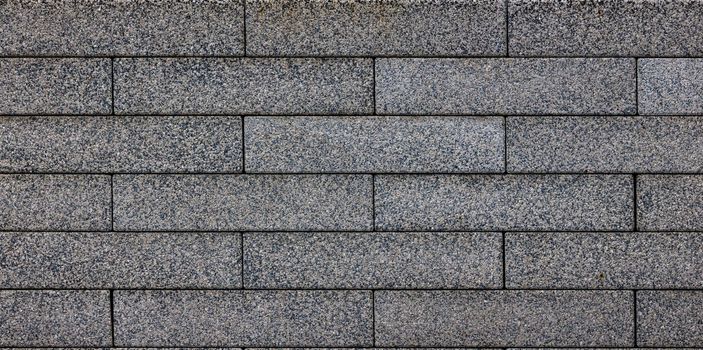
(375, 58, 635, 115)
(0, 59, 111, 115)
(0, 232, 241, 288)
(638, 291, 703, 347)
(246, 0, 505, 56)
(509, 0, 703, 56)
(113, 175, 372, 231)
(637, 175, 703, 231)
(639, 59, 703, 115)
(245, 116, 504, 173)
(506, 232, 703, 289)
(0, 116, 242, 173)
(113, 290, 372, 346)
(0, 0, 243, 56)
(114, 58, 373, 115)
(375, 175, 633, 231)
(0, 175, 111, 231)
(243, 231, 502, 289)
(375, 290, 633, 347)
(507, 116, 703, 173)
(0, 290, 111, 346)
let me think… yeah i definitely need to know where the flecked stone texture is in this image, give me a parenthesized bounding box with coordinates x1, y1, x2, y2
(245, 116, 504, 173)
(637, 175, 703, 231)
(246, 0, 505, 56)
(113, 175, 372, 231)
(507, 116, 703, 173)
(243, 231, 502, 289)
(506, 232, 703, 289)
(508, 0, 703, 56)
(0, 0, 243, 56)
(0, 232, 241, 288)
(375, 290, 633, 347)
(114, 58, 373, 115)
(0, 290, 111, 346)
(0, 116, 242, 173)
(638, 291, 703, 347)
(375, 58, 635, 115)
(638, 59, 703, 115)
(113, 290, 372, 346)
(0, 59, 111, 115)
(375, 175, 633, 231)
(0, 175, 111, 231)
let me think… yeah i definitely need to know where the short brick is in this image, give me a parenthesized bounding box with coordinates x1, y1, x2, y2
(639, 59, 703, 115)
(638, 291, 703, 347)
(637, 175, 703, 231)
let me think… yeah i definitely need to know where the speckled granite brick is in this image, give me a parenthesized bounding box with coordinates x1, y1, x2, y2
(0, 290, 111, 346)
(637, 175, 703, 231)
(0, 175, 111, 231)
(0, 232, 241, 288)
(509, 0, 703, 56)
(246, 0, 505, 56)
(0, 116, 242, 173)
(506, 232, 703, 289)
(638, 291, 703, 347)
(0, 59, 111, 115)
(375, 58, 635, 115)
(0, 0, 243, 56)
(639, 59, 703, 115)
(375, 175, 633, 231)
(243, 231, 501, 289)
(245, 116, 504, 173)
(113, 175, 372, 231)
(507, 116, 703, 173)
(114, 58, 373, 115)
(113, 290, 372, 346)
(375, 290, 633, 347)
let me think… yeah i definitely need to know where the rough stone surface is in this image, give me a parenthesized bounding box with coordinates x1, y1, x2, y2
(245, 116, 504, 173)
(638, 59, 703, 115)
(243, 231, 502, 289)
(113, 290, 372, 346)
(637, 175, 703, 231)
(638, 291, 703, 347)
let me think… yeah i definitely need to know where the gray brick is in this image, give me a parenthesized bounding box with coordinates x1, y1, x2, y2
(113, 290, 372, 346)
(0, 290, 111, 346)
(375, 175, 633, 231)
(509, 0, 703, 57)
(638, 291, 703, 347)
(506, 232, 703, 289)
(243, 231, 501, 289)
(375, 290, 633, 347)
(0, 175, 111, 231)
(0, 0, 243, 56)
(0, 116, 242, 173)
(113, 175, 372, 231)
(246, 0, 505, 56)
(639, 59, 703, 115)
(507, 116, 703, 173)
(245, 116, 504, 173)
(0, 59, 111, 115)
(114, 58, 373, 115)
(0, 232, 241, 288)
(637, 175, 703, 231)
(375, 58, 635, 115)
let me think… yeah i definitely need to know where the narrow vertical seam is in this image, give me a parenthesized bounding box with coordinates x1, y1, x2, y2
(372, 58, 377, 115)
(241, 232, 246, 289)
(243, 0, 248, 56)
(110, 289, 115, 346)
(110, 174, 114, 231)
(635, 57, 639, 115)
(110, 58, 115, 115)
(371, 174, 376, 232)
(505, 0, 510, 56)
(502, 231, 507, 289)
(633, 174, 638, 231)
(371, 289, 376, 346)
(503, 116, 508, 174)
(633, 289, 638, 347)
(242, 116, 246, 173)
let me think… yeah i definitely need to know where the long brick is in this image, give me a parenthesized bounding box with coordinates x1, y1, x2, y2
(113, 175, 372, 231)
(375, 290, 633, 347)
(113, 290, 372, 346)
(246, 0, 505, 56)
(375, 175, 633, 231)
(638, 291, 703, 347)
(637, 175, 703, 231)
(114, 58, 373, 115)
(0, 290, 111, 346)
(0, 59, 111, 115)
(639, 59, 703, 115)
(375, 58, 635, 115)
(245, 116, 504, 173)
(0, 232, 241, 288)
(243, 231, 501, 289)
(507, 116, 703, 173)
(506, 232, 703, 289)
(0, 175, 111, 231)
